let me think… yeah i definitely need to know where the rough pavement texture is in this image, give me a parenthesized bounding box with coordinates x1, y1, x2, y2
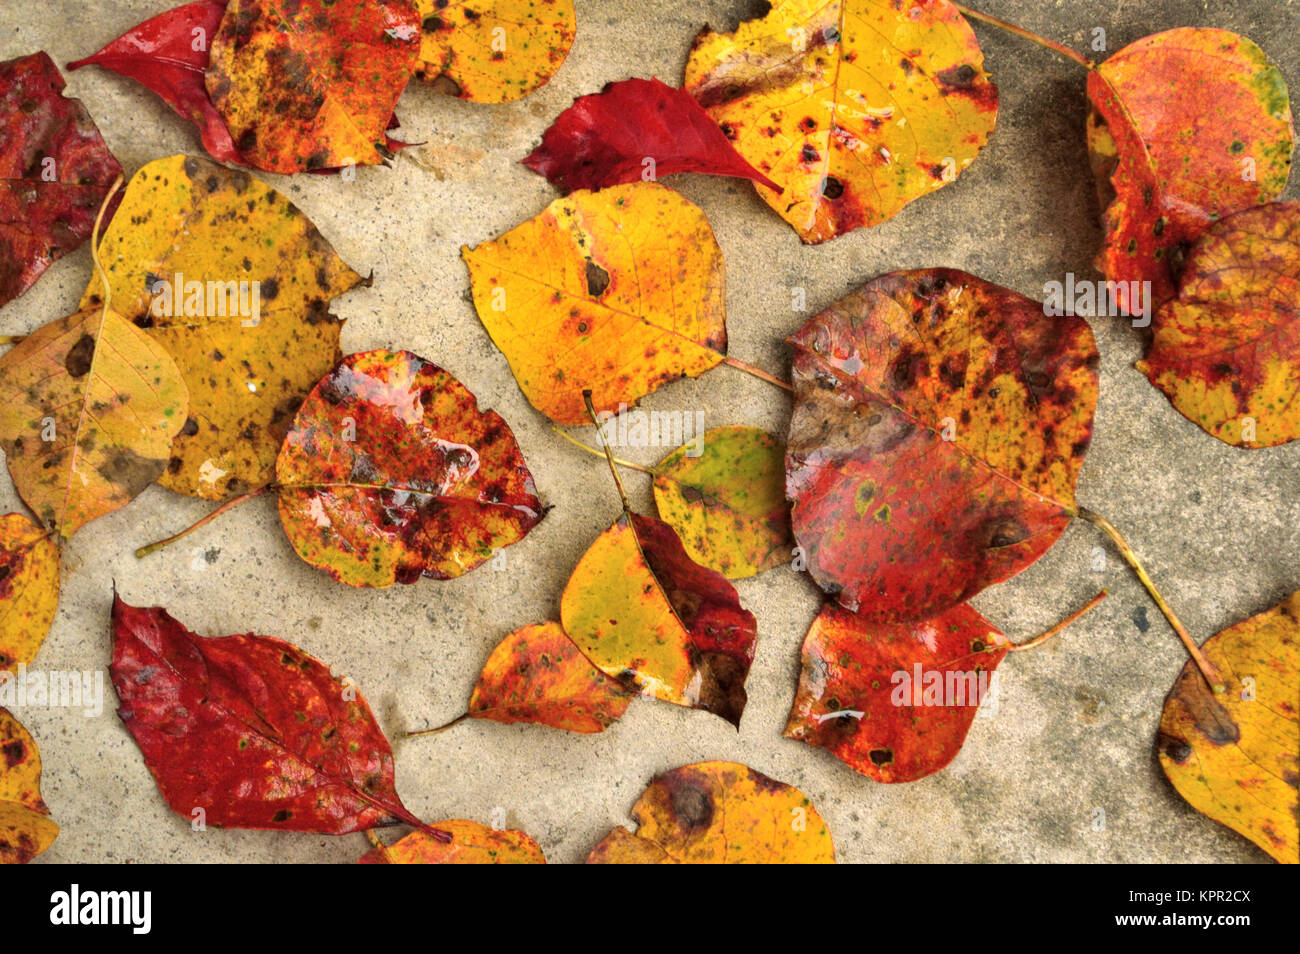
(2, 0, 1296, 863)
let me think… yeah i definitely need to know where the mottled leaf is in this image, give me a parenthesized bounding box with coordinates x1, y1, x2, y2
(0, 513, 59, 672)
(785, 602, 1007, 782)
(466, 621, 632, 733)
(277, 349, 543, 587)
(206, 0, 420, 173)
(1139, 202, 1300, 447)
(523, 77, 779, 192)
(1158, 590, 1299, 864)
(360, 819, 545, 863)
(0, 707, 57, 864)
(0, 303, 189, 539)
(0, 52, 122, 308)
(561, 512, 756, 727)
(462, 181, 727, 425)
(81, 154, 365, 500)
(586, 761, 834, 863)
(683, 0, 997, 244)
(786, 268, 1098, 622)
(414, 0, 574, 102)
(68, 1, 240, 164)
(111, 596, 437, 836)
(652, 425, 790, 579)
(1087, 28, 1293, 310)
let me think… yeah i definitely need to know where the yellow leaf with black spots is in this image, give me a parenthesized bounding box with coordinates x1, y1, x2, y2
(0, 707, 58, 864)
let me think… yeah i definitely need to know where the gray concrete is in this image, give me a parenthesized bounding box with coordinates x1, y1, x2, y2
(2, 0, 1296, 863)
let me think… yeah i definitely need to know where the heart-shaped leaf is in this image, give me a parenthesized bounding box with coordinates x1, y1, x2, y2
(111, 596, 439, 836)
(683, 0, 997, 243)
(0, 513, 59, 672)
(276, 349, 543, 587)
(785, 602, 1008, 782)
(0, 707, 58, 864)
(1158, 590, 1298, 864)
(360, 819, 545, 863)
(586, 761, 834, 863)
(561, 512, 756, 727)
(462, 181, 727, 425)
(1139, 201, 1300, 448)
(786, 268, 1098, 622)
(81, 154, 366, 501)
(0, 52, 122, 309)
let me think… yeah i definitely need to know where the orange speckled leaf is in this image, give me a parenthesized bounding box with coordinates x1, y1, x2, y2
(0, 304, 189, 539)
(586, 761, 834, 864)
(360, 819, 546, 863)
(0, 707, 58, 864)
(277, 350, 543, 587)
(415, 0, 574, 102)
(653, 425, 791, 579)
(1139, 202, 1300, 448)
(0, 513, 59, 672)
(467, 621, 632, 733)
(462, 181, 727, 425)
(1158, 590, 1299, 864)
(683, 0, 997, 244)
(785, 602, 1008, 783)
(561, 512, 756, 727)
(206, 0, 421, 173)
(786, 268, 1098, 622)
(1087, 28, 1293, 311)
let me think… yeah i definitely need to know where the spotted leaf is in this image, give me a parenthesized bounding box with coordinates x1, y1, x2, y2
(0, 707, 58, 864)
(360, 819, 545, 863)
(0, 513, 59, 672)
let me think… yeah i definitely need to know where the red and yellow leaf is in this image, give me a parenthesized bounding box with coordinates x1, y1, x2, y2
(360, 819, 545, 863)
(0, 513, 59, 672)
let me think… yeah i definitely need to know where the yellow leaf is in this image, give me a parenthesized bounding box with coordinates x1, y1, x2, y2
(462, 181, 727, 425)
(0, 513, 59, 672)
(684, 0, 998, 243)
(415, 0, 575, 102)
(81, 155, 365, 500)
(359, 819, 545, 863)
(0, 708, 58, 864)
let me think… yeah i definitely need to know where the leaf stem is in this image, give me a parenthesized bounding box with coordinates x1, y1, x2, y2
(90, 174, 124, 316)
(363, 829, 391, 861)
(721, 355, 793, 392)
(406, 713, 469, 737)
(1075, 506, 1224, 692)
(0, 335, 26, 345)
(134, 486, 270, 558)
(550, 426, 658, 475)
(1009, 590, 1107, 651)
(583, 390, 632, 515)
(951, 3, 1094, 70)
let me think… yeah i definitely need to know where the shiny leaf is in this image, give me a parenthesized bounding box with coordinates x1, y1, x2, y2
(0, 513, 59, 672)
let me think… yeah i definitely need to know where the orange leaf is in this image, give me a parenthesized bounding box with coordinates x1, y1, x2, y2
(359, 819, 545, 863)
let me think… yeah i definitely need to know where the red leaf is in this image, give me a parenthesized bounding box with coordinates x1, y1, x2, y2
(0, 52, 123, 308)
(523, 77, 781, 193)
(68, 1, 240, 164)
(110, 595, 447, 838)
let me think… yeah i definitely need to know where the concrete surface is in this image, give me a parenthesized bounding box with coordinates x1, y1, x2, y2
(2, 0, 1297, 864)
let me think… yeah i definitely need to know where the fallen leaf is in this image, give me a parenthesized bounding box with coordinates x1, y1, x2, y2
(1087, 28, 1293, 310)
(67, 1, 240, 164)
(523, 77, 780, 192)
(1158, 590, 1299, 864)
(586, 761, 834, 863)
(359, 819, 545, 863)
(561, 512, 756, 727)
(277, 349, 543, 587)
(683, 0, 997, 243)
(205, 0, 421, 173)
(462, 181, 727, 424)
(0, 301, 190, 539)
(0, 513, 59, 672)
(784, 602, 1008, 782)
(0, 52, 122, 309)
(786, 268, 1098, 622)
(1138, 202, 1300, 448)
(652, 425, 791, 579)
(0, 707, 58, 864)
(81, 154, 366, 500)
(111, 595, 438, 836)
(414, 0, 574, 102)
(466, 621, 632, 733)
